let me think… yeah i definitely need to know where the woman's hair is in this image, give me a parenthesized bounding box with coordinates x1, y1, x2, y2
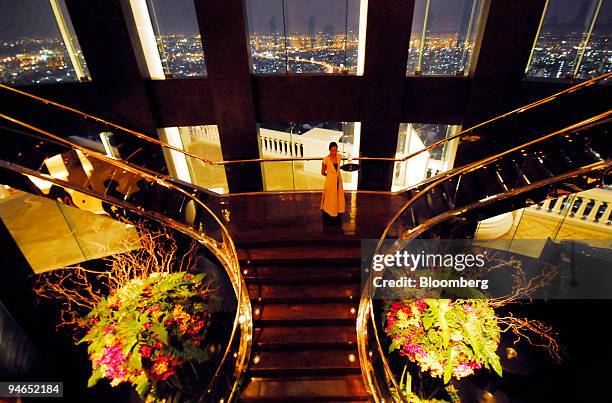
(329, 141, 338, 150)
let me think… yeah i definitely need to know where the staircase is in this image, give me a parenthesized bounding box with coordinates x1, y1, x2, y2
(237, 242, 368, 402)
(0, 75, 610, 402)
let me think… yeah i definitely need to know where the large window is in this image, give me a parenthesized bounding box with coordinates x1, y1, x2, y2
(406, 0, 484, 76)
(143, 0, 206, 77)
(159, 125, 228, 194)
(246, 0, 364, 74)
(0, 0, 89, 85)
(392, 123, 459, 191)
(526, 0, 611, 80)
(257, 122, 361, 190)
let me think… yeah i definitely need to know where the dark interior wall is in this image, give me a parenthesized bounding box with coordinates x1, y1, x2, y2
(0, 219, 91, 397)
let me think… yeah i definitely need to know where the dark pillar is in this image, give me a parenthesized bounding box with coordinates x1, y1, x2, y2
(358, 0, 415, 190)
(64, 0, 159, 133)
(457, 0, 547, 165)
(194, 0, 263, 192)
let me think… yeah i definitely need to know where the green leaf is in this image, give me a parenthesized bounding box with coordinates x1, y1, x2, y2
(490, 354, 503, 377)
(435, 300, 451, 348)
(128, 350, 142, 369)
(485, 349, 503, 377)
(150, 322, 169, 343)
(87, 367, 104, 388)
(443, 349, 457, 384)
(389, 338, 403, 352)
(422, 314, 434, 330)
(133, 372, 151, 397)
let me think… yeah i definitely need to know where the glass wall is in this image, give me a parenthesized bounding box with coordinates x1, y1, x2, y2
(159, 125, 229, 194)
(246, 0, 364, 74)
(475, 187, 612, 257)
(257, 122, 361, 190)
(0, 0, 90, 85)
(526, 0, 611, 80)
(578, 0, 612, 78)
(392, 123, 459, 190)
(0, 188, 141, 273)
(406, 0, 484, 75)
(143, 0, 207, 77)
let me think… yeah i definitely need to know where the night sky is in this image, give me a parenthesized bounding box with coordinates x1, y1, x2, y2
(0, 0, 61, 41)
(0, 0, 609, 41)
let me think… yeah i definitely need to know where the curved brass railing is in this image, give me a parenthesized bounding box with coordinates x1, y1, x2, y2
(354, 71, 611, 164)
(0, 120, 252, 401)
(357, 110, 611, 402)
(0, 71, 609, 168)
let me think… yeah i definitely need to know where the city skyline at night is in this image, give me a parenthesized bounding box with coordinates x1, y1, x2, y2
(0, 0, 610, 84)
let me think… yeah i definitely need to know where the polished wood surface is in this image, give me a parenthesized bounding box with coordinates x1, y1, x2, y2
(213, 192, 408, 244)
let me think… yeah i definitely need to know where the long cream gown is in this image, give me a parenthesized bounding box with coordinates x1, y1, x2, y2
(321, 156, 346, 216)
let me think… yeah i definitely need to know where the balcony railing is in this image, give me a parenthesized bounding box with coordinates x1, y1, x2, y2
(532, 187, 612, 228)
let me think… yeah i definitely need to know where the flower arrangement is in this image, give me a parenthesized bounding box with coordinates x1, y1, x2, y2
(82, 271, 212, 397)
(385, 299, 502, 384)
(34, 226, 225, 401)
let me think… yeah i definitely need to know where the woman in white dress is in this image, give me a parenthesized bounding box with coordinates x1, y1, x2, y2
(320, 142, 346, 218)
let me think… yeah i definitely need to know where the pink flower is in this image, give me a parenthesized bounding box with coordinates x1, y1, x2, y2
(94, 344, 128, 383)
(139, 345, 152, 358)
(415, 299, 428, 312)
(144, 322, 153, 330)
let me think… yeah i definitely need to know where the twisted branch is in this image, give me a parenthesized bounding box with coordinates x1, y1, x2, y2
(34, 224, 200, 333)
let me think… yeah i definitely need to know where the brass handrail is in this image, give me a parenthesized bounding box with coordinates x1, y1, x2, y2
(0, 83, 217, 166)
(354, 70, 611, 163)
(379, 109, 611, 248)
(1, 71, 610, 165)
(357, 111, 611, 402)
(0, 116, 252, 402)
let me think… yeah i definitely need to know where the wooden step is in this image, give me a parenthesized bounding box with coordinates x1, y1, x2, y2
(238, 245, 362, 262)
(236, 239, 361, 249)
(244, 265, 361, 284)
(253, 303, 358, 323)
(239, 375, 369, 402)
(249, 348, 361, 376)
(248, 283, 360, 302)
(254, 324, 357, 349)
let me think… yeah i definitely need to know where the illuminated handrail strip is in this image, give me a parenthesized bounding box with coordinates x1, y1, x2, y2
(378, 110, 611, 248)
(1, 71, 610, 165)
(0, 116, 252, 402)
